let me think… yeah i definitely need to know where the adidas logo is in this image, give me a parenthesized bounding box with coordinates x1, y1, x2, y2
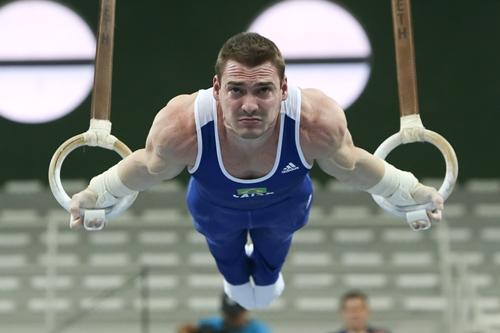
(281, 162, 299, 174)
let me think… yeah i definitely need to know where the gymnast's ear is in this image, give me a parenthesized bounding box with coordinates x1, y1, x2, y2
(213, 75, 221, 101)
(281, 76, 288, 100)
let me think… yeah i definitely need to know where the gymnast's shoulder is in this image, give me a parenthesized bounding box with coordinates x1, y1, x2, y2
(146, 93, 198, 162)
(298, 88, 349, 158)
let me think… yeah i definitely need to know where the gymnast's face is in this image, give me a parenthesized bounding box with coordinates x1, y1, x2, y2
(213, 60, 287, 139)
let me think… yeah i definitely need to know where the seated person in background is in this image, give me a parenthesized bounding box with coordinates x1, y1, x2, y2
(177, 293, 271, 333)
(333, 290, 391, 333)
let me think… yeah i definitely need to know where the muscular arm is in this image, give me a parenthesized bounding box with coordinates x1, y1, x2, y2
(301, 89, 385, 191)
(116, 94, 197, 191)
(300, 88, 443, 223)
(317, 133, 386, 191)
(69, 93, 197, 225)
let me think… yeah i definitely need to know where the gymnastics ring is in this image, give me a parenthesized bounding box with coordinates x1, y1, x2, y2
(48, 120, 138, 228)
(371, 116, 458, 230)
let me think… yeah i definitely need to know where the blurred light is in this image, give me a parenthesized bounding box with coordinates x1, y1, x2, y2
(248, 0, 372, 110)
(0, 0, 95, 123)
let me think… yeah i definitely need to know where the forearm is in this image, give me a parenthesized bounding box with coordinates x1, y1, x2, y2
(319, 145, 421, 203)
(328, 147, 429, 210)
(116, 149, 170, 192)
(319, 147, 386, 190)
(89, 148, 184, 204)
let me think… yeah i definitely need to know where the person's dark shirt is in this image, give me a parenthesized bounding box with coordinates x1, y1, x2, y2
(332, 327, 391, 333)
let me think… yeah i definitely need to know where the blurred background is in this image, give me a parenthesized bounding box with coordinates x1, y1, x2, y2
(0, 0, 499, 332)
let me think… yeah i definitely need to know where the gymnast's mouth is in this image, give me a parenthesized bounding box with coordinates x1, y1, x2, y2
(239, 118, 261, 124)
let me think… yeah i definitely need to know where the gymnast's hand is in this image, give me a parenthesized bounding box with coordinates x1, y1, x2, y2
(411, 183, 444, 223)
(69, 188, 99, 229)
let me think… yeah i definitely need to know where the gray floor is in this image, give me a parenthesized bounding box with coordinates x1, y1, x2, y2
(0, 178, 499, 333)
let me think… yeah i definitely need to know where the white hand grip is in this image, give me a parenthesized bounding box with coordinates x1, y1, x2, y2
(406, 209, 431, 231)
(83, 209, 107, 231)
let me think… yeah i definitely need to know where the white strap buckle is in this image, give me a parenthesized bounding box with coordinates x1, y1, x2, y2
(83, 119, 117, 149)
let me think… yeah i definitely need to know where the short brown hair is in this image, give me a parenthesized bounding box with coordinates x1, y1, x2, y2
(340, 290, 368, 309)
(214, 32, 285, 81)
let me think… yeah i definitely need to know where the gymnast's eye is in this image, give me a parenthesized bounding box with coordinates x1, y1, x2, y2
(258, 86, 272, 95)
(228, 86, 244, 95)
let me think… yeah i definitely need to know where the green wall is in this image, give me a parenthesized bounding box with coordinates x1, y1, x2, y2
(0, 0, 498, 184)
